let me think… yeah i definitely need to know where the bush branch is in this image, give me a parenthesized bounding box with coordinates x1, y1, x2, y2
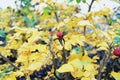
(97, 42, 113, 80)
(0, 53, 19, 70)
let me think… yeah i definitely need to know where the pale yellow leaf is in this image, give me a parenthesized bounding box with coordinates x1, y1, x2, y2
(81, 77, 91, 80)
(64, 41, 72, 50)
(57, 64, 74, 73)
(27, 62, 42, 71)
(97, 47, 109, 52)
(14, 71, 24, 77)
(0, 41, 4, 45)
(69, 59, 83, 70)
(71, 70, 84, 78)
(111, 71, 120, 80)
(83, 71, 90, 77)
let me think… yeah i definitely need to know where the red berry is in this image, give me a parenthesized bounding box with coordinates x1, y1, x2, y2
(113, 48, 120, 56)
(56, 32, 63, 39)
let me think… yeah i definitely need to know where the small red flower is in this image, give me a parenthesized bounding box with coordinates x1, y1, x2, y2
(56, 32, 63, 39)
(113, 48, 120, 56)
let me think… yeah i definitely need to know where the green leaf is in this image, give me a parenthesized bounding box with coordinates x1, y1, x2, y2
(73, 47, 82, 54)
(43, 6, 52, 14)
(21, 0, 31, 6)
(68, 0, 74, 2)
(76, 0, 81, 3)
(24, 16, 35, 28)
(114, 29, 120, 35)
(82, 0, 86, 3)
(0, 30, 6, 38)
(113, 36, 120, 44)
(0, 73, 6, 78)
(108, 18, 117, 25)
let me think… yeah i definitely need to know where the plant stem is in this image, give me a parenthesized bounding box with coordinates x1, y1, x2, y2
(84, 0, 95, 36)
(58, 39, 69, 80)
(54, 11, 59, 23)
(49, 37, 61, 79)
(97, 42, 113, 80)
(83, 26, 86, 36)
(88, 0, 95, 12)
(0, 53, 19, 70)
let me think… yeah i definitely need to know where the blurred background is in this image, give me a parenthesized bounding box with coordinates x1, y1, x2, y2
(0, 0, 119, 13)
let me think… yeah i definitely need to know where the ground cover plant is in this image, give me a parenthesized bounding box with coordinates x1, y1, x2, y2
(0, 0, 120, 80)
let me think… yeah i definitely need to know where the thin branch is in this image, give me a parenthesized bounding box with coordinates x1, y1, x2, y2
(83, 26, 86, 36)
(97, 42, 113, 80)
(84, 0, 95, 36)
(48, 36, 61, 79)
(0, 53, 19, 70)
(88, 0, 95, 12)
(54, 11, 59, 23)
(58, 39, 69, 80)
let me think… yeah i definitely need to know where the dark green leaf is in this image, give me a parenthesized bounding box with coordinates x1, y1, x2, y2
(82, 0, 86, 3)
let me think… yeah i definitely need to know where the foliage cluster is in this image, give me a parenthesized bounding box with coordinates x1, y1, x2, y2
(0, 0, 120, 80)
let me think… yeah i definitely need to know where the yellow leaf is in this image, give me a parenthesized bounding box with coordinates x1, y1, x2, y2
(97, 47, 109, 52)
(64, 41, 72, 50)
(28, 29, 41, 44)
(81, 77, 91, 80)
(111, 71, 120, 80)
(14, 71, 24, 77)
(69, 59, 83, 70)
(3, 73, 16, 80)
(78, 20, 95, 29)
(71, 70, 84, 78)
(81, 56, 92, 63)
(78, 20, 91, 26)
(29, 52, 41, 61)
(84, 64, 95, 71)
(27, 62, 42, 71)
(57, 64, 74, 73)
(69, 54, 82, 61)
(16, 54, 28, 63)
(30, 44, 47, 52)
(83, 71, 90, 77)
(97, 42, 109, 48)
(70, 35, 85, 46)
